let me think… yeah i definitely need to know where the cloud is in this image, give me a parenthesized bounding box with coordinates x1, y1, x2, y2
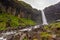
(21, 0, 60, 10)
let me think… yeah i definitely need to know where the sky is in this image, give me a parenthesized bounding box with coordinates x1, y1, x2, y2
(19, 0, 60, 10)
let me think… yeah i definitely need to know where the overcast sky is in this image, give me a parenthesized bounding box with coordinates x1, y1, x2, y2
(20, 0, 60, 10)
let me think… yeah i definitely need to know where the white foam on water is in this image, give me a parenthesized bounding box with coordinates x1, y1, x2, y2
(34, 25, 40, 28)
(0, 37, 3, 39)
(3, 38, 6, 40)
(0, 37, 6, 40)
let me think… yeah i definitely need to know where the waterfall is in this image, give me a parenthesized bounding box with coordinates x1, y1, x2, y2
(41, 10, 48, 25)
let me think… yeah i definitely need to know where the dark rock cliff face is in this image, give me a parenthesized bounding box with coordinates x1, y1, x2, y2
(44, 2, 60, 23)
(31, 9, 42, 24)
(0, 0, 42, 24)
(0, 0, 32, 17)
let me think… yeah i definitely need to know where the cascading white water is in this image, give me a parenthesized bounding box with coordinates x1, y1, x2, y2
(0, 37, 6, 40)
(41, 10, 48, 25)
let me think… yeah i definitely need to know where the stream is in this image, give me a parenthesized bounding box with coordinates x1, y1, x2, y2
(0, 25, 40, 40)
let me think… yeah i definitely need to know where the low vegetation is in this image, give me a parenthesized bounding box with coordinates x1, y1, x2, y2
(40, 22, 60, 39)
(0, 13, 36, 31)
(44, 22, 60, 31)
